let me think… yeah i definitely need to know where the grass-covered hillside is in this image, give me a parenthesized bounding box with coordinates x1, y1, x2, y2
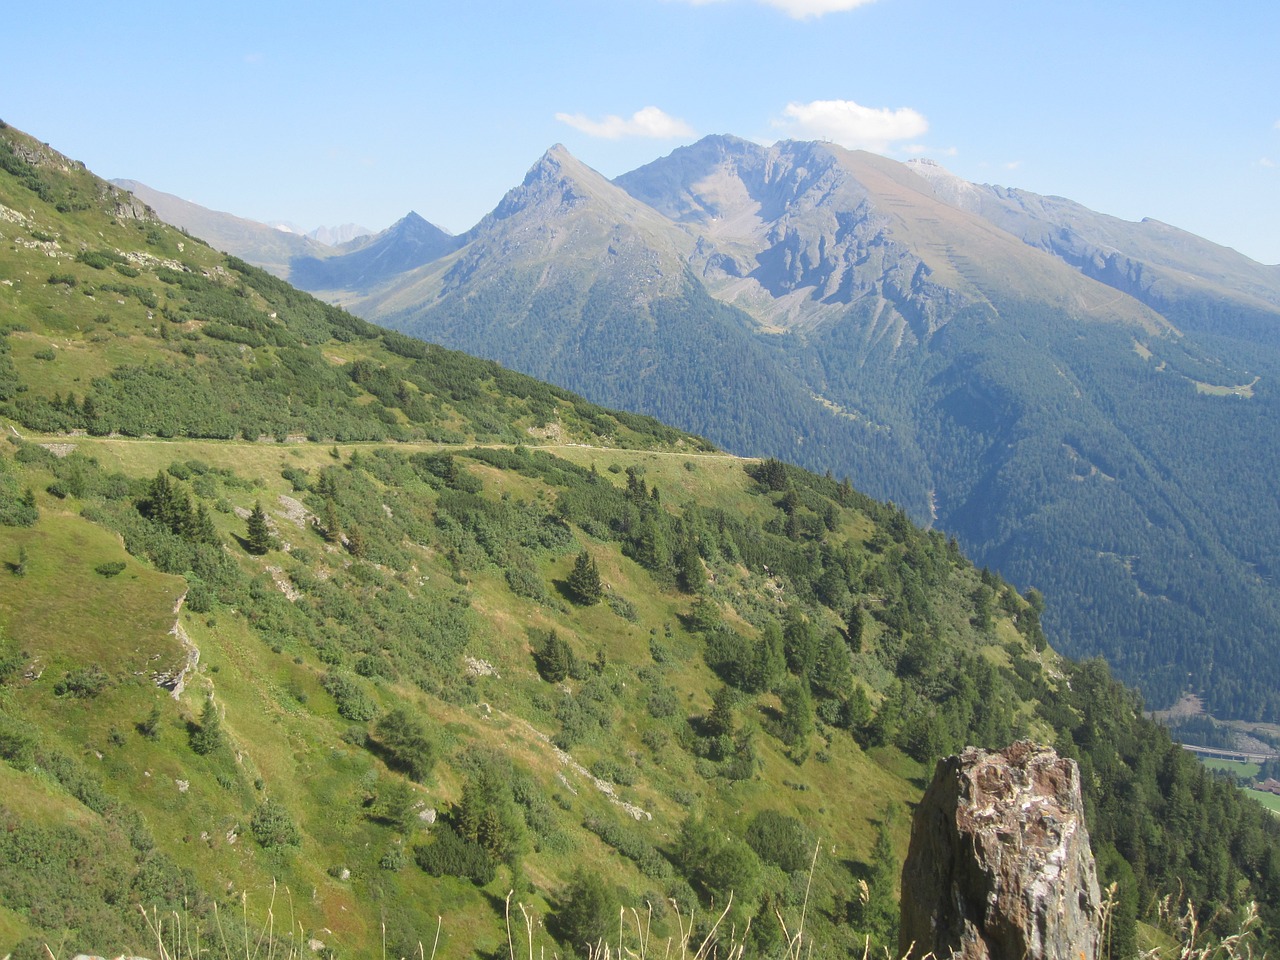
(2, 120, 1279, 960)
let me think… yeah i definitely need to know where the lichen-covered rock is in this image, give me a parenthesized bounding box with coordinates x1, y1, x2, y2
(899, 741, 1103, 960)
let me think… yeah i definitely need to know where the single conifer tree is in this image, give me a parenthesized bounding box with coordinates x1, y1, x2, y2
(534, 630, 574, 682)
(566, 550, 602, 606)
(346, 522, 366, 558)
(190, 696, 223, 755)
(321, 497, 341, 543)
(188, 502, 219, 545)
(138, 703, 162, 740)
(246, 501, 271, 555)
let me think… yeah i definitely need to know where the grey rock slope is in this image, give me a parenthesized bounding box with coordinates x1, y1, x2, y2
(615, 135, 1166, 342)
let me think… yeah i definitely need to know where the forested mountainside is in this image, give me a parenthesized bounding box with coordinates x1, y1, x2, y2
(4, 121, 1280, 960)
(275, 135, 1280, 722)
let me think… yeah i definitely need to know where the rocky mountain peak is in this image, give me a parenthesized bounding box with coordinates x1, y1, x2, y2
(899, 742, 1103, 960)
(486, 143, 611, 224)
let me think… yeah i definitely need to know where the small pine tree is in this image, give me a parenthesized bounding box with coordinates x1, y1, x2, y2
(705, 685, 738, 739)
(321, 497, 341, 543)
(138, 703, 162, 740)
(187, 502, 219, 546)
(778, 680, 815, 758)
(675, 541, 705, 594)
(860, 805, 901, 947)
(189, 696, 223, 755)
(346, 522, 366, 558)
(376, 707, 436, 783)
(554, 868, 619, 957)
(534, 630, 575, 682)
(246, 501, 271, 555)
(249, 798, 300, 848)
(846, 602, 865, 652)
(565, 550, 602, 606)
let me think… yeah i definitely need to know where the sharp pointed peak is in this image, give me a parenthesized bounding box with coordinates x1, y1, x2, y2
(516, 144, 612, 194)
(383, 210, 451, 238)
(527, 142, 594, 175)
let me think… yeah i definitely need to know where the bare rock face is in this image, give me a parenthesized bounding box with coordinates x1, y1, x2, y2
(899, 741, 1103, 960)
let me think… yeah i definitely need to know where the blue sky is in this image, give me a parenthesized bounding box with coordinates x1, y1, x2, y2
(7, 0, 1279, 262)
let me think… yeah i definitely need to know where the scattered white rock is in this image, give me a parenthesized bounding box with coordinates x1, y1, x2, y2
(520, 719, 650, 820)
(464, 655, 499, 678)
(123, 250, 185, 271)
(156, 618, 199, 700)
(0, 203, 31, 226)
(277, 494, 314, 527)
(266, 565, 301, 602)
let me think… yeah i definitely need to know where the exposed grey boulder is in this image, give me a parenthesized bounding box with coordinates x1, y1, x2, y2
(899, 741, 1103, 960)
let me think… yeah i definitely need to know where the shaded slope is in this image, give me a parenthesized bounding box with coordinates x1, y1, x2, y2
(287, 211, 459, 298)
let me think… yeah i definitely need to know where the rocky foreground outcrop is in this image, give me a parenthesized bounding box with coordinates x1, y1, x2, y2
(899, 741, 1103, 960)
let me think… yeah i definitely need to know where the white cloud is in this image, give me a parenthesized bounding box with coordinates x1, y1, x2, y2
(1004, 160, 1022, 170)
(1259, 157, 1277, 168)
(669, 0, 878, 18)
(554, 106, 694, 140)
(773, 99, 927, 152)
(760, 0, 878, 16)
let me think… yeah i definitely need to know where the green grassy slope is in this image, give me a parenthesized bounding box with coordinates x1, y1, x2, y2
(2, 120, 1279, 960)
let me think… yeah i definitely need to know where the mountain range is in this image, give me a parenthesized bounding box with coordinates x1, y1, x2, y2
(108, 179, 383, 281)
(125, 135, 1280, 721)
(6, 120, 1280, 958)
